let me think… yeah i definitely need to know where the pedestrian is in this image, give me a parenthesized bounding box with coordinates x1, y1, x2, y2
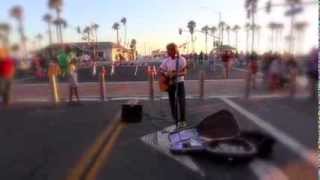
(307, 48, 318, 99)
(199, 51, 204, 64)
(58, 46, 74, 77)
(159, 43, 187, 129)
(248, 52, 259, 89)
(0, 48, 15, 107)
(92, 61, 97, 76)
(269, 54, 281, 91)
(286, 55, 298, 97)
(239, 51, 245, 67)
(68, 58, 80, 104)
(209, 53, 215, 72)
(221, 50, 232, 79)
(48, 58, 62, 102)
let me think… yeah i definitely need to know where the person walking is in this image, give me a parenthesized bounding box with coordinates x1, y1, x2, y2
(58, 46, 74, 77)
(48, 58, 62, 103)
(269, 54, 281, 92)
(307, 48, 318, 99)
(68, 58, 80, 104)
(286, 56, 298, 97)
(248, 52, 259, 89)
(159, 43, 187, 129)
(0, 48, 15, 107)
(209, 54, 214, 72)
(221, 50, 232, 79)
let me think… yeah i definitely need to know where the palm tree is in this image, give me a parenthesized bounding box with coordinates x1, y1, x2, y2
(245, 0, 258, 52)
(250, 24, 261, 51)
(275, 23, 284, 52)
(48, 0, 63, 43)
(130, 39, 137, 60)
(35, 33, 43, 48)
(83, 26, 91, 43)
(268, 22, 277, 51)
(254, 25, 261, 52)
(53, 17, 67, 43)
(91, 23, 99, 43)
(218, 21, 226, 46)
(210, 26, 217, 48)
(178, 28, 183, 35)
(187, 20, 196, 52)
(112, 22, 120, 45)
(43, 13, 53, 45)
(225, 25, 231, 45)
(232, 25, 240, 50)
(245, 23, 251, 53)
(75, 26, 82, 41)
(0, 23, 11, 46)
(294, 21, 307, 54)
(10, 5, 27, 58)
(285, 0, 302, 53)
(201, 25, 210, 54)
(120, 17, 127, 47)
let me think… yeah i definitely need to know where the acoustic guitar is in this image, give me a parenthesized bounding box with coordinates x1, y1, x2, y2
(159, 70, 180, 92)
(159, 74, 169, 92)
(159, 56, 182, 92)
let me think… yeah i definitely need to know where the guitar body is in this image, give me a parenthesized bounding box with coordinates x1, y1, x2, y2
(159, 74, 170, 92)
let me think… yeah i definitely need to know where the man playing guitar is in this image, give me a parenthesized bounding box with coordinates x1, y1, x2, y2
(159, 43, 187, 129)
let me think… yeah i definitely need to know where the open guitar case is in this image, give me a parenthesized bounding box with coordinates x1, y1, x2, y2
(168, 110, 275, 162)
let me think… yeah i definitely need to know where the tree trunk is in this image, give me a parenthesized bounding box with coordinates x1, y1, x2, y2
(235, 31, 239, 50)
(191, 34, 194, 53)
(251, 13, 255, 53)
(271, 29, 274, 52)
(205, 33, 208, 55)
(246, 30, 249, 54)
(48, 23, 53, 45)
(56, 9, 63, 44)
(212, 32, 215, 49)
(124, 25, 127, 47)
(18, 19, 27, 60)
(55, 25, 59, 44)
(221, 30, 224, 46)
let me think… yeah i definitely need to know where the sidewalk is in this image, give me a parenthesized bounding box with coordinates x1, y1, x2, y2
(11, 79, 307, 103)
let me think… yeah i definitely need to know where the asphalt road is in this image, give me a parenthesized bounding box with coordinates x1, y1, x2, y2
(97, 98, 317, 180)
(0, 97, 317, 180)
(0, 101, 124, 180)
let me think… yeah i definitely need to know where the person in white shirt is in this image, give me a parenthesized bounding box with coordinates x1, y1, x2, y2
(160, 43, 187, 128)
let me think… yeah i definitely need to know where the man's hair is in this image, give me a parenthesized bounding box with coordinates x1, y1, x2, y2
(166, 43, 177, 51)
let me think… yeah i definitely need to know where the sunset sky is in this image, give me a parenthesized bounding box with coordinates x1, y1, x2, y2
(0, 0, 318, 54)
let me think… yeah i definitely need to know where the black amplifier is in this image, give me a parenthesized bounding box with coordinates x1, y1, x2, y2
(121, 102, 143, 123)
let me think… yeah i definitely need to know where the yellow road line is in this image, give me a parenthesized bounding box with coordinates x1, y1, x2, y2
(66, 112, 122, 180)
(84, 122, 127, 180)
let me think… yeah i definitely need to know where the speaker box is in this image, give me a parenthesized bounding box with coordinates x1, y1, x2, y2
(121, 103, 143, 123)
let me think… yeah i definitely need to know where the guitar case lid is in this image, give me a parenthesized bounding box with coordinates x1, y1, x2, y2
(196, 110, 240, 141)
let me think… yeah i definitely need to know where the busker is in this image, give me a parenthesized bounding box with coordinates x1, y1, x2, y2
(159, 43, 187, 129)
